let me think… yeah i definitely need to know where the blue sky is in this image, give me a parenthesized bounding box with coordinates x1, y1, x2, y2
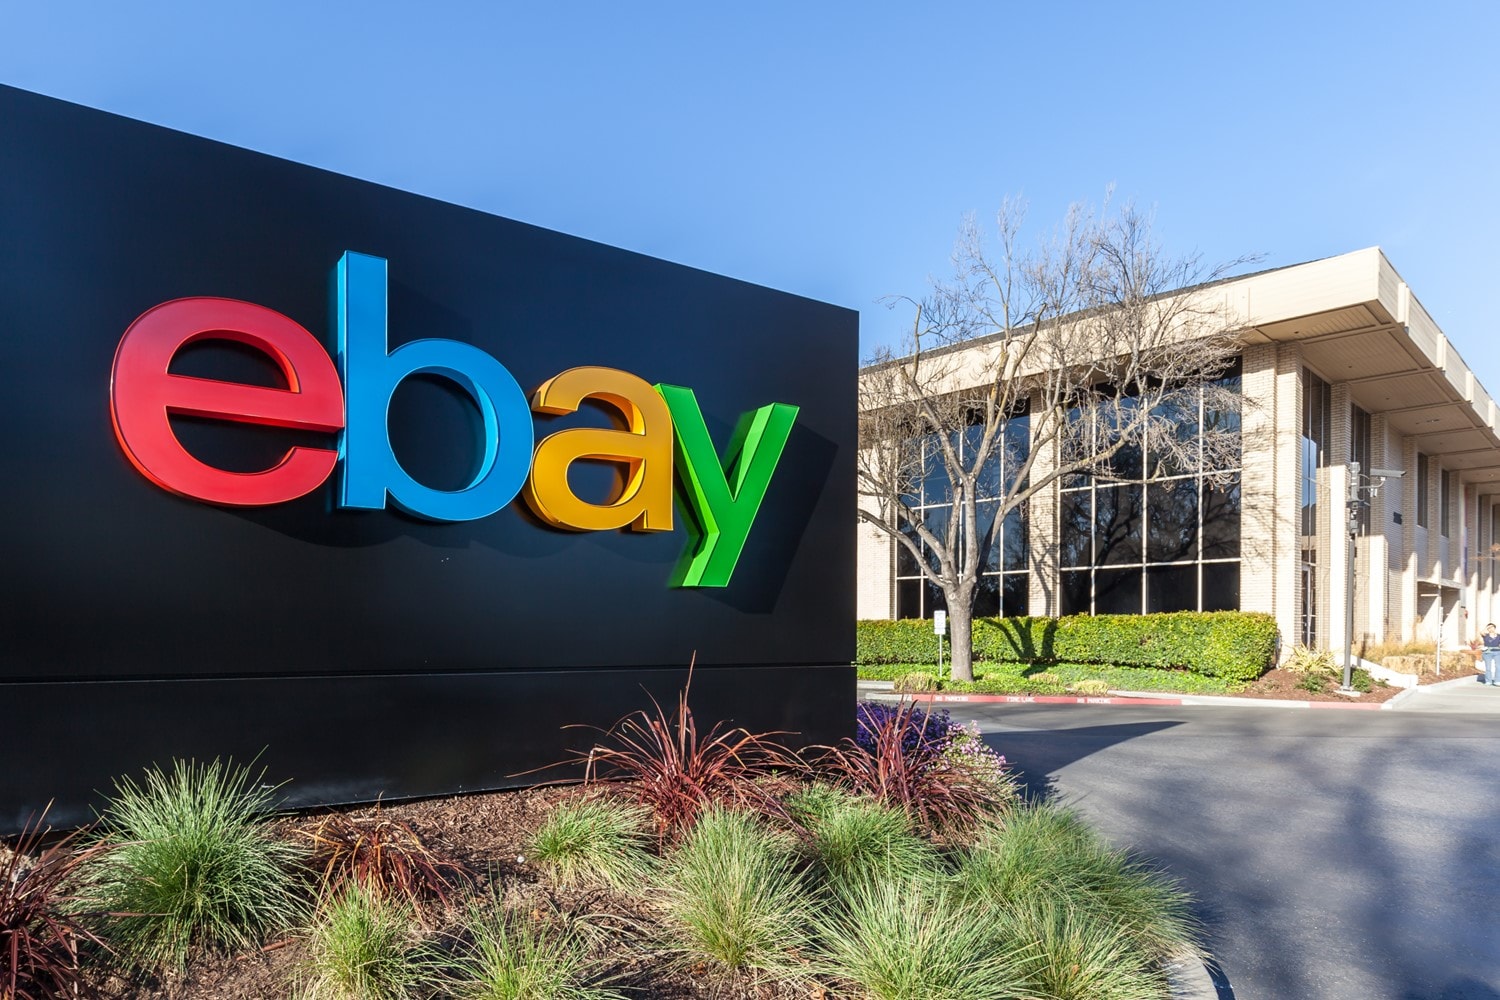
(4, 2, 1496, 389)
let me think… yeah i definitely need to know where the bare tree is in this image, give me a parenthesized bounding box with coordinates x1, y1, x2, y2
(859, 198, 1251, 682)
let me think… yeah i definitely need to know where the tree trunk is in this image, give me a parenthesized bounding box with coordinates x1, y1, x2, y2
(948, 604, 974, 683)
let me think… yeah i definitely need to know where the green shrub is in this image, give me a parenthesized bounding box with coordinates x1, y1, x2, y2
(655, 808, 813, 979)
(855, 619, 945, 666)
(957, 805, 1198, 963)
(1000, 900, 1168, 1000)
(1069, 679, 1112, 696)
(301, 883, 429, 1000)
(956, 673, 1070, 695)
(892, 671, 939, 693)
(84, 758, 305, 971)
(446, 902, 627, 1000)
(528, 799, 654, 890)
(1296, 671, 1328, 693)
(783, 783, 861, 830)
(816, 877, 1030, 1000)
(1283, 645, 1339, 677)
(801, 798, 940, 896)
(858, 612, 1278, 683)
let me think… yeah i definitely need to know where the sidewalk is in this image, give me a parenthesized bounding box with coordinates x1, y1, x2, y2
(856, 673, 1500, 714)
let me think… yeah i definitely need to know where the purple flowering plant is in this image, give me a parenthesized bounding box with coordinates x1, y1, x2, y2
(835, 701, 1017, 832)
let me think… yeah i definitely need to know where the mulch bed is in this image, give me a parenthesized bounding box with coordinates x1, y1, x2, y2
(100, 784, 817, 1000)
(1234, 667, 1405, 704)
(1234, 661, 1485, 704)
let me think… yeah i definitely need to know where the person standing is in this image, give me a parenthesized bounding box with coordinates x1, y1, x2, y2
(1482, 623, 1500, 686)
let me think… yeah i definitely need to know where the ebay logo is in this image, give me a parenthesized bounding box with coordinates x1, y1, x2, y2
(109, 251, 798, 587)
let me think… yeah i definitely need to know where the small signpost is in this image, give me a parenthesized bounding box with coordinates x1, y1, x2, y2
(934, 610, 947, 678)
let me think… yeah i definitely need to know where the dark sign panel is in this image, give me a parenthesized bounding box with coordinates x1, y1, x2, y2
(0, 86, 855, 832)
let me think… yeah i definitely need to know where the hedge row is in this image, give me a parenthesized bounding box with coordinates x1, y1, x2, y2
(856, 612, 1279, 683)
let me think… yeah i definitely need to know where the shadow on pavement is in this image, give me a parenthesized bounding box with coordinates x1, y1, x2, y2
(980, 719, 1185, 802)
(1401, 980, 1500, 1000)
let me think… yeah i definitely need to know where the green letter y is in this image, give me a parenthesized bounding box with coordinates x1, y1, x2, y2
(654, 383, 798, 588)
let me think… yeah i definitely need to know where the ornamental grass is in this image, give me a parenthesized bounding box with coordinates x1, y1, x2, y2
(82, 758, 305, 972)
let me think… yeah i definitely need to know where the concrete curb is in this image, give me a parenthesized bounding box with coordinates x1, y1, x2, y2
(1166, 950, 1222, 1000)
(857, 682, 1396, 711)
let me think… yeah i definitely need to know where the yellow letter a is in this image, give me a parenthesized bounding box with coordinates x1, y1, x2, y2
(522, 366, 673, 532)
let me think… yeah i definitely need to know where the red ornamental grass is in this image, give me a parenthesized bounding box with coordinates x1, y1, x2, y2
(296, 814, 471, 911)
(815, 700, 1001, 835)
(1, 809, 108, 1000)
(576, 663, 806, 841)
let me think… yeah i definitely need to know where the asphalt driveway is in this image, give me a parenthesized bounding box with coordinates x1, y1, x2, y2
(948, 699, 1500, 999)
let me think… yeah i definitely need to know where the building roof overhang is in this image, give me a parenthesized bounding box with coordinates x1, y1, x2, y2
(1234, 248, 1500, 497)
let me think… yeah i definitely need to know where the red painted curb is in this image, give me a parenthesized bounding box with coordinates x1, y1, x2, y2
(908, 693, 1186, 706)
(891, 692, 1392, 709)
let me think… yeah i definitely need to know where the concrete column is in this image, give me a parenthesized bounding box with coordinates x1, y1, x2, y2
(1426, 456, 1441, 581)
(1399, 438, 1419, 641)
(1273, 345, 1304, 653)
(1326, 462, 1353, 657)
(1461, 483, 1477, 642)
(1482, 499, 1497, 628)
(1238, 343, 1277, 619)
(855, 514, 894, 620)
(1320, 464, 1332, 653)
(1027, 390, 1059, 617)
(1367, 413, 1393, 644)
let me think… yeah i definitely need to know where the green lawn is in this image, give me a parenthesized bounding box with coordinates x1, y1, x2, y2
(857, 661, 1246, 695)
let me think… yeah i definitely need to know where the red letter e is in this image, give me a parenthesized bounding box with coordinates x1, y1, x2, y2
(110, 297, 344, 506)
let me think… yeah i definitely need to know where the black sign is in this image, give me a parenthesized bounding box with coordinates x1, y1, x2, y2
(0, 86, 855, 832)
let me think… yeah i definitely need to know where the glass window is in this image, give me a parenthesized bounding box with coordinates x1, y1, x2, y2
(1417, 454, 1429, 528)
(924, 505, 950, 559)
(1204, 363, 1243, 470)
(1059, 489, 1093, 568)
(1201, 562, 1241, 612)
(923, 580, 948, 615)
(1201, 477, 1242, 560)
(1094, 566, 1143, 615)
(964, 421, 1002, 498)
(1441, 469, 1452, 538)
(1054, 354, 1241, 615)
(1147, 477, 1199, 562)
(1301, 369, 1329, 537)
(1492, 506, 1500, 594)
(1146, 388, 1199, 478)
(1004, 411, 1031, 490)
(1003, 505, 1029, 571)
(896, 579, 921, 620)
(1060, 570, 1091, 615)
(1095, 483, 1143, 566)
(1350, 405, 1372, 535)
(1102, 396, 1144, 480)
(1002, 573, 1030, 617)
(896, 521, 920, 576)
(1060, 405, 1091, 488)
(1146, 565, 1198, 613)
(973, 502, 999, 573)
(892, 404, 1031, 622)
(973, 576, 1001, 618)
(920, 432, 953, 506)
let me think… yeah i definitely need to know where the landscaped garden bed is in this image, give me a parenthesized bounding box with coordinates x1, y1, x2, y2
(3, 698, 1203, 999)
(853, 614, 1476, 704)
